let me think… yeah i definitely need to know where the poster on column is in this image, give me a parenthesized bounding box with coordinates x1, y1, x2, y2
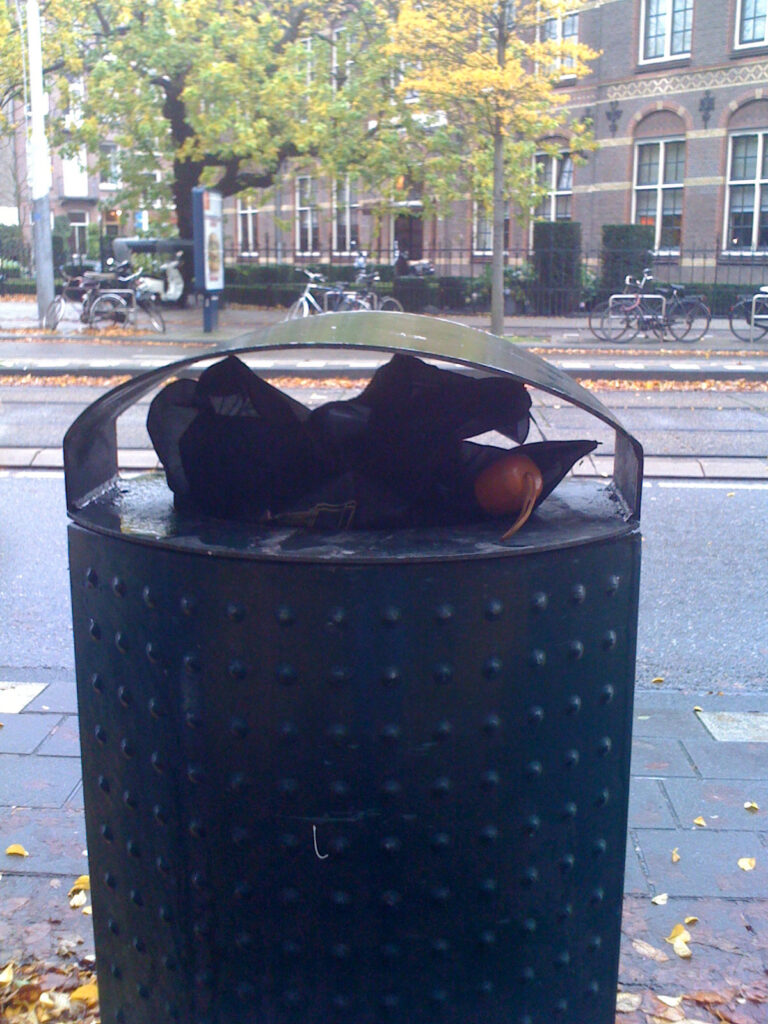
(192, 188, 224, 292)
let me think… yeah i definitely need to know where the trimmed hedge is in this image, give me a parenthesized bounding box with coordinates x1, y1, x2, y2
(600, 225, 653, 295)
(532, 221, 582, 314)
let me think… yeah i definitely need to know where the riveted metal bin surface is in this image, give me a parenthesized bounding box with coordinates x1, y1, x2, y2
(65, 313, 643, 1024)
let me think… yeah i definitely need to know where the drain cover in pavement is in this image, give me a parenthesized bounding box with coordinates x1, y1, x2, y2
(697, 711, 768, 742)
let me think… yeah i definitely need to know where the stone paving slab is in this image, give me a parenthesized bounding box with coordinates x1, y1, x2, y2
(631, 737, 698, 777)
(25, 679, 79, 714)
(632, 707, 713, 740)
(662, 778, 768, 831)
(0, 712, 64, 754)
(637, 828, 768, 898)
(683, 738, 768, 780)
(0, 752, 81, 807)
(628, 777, 678, 830)
(0, 805, 88, 878)
(36, 715, 81, 757)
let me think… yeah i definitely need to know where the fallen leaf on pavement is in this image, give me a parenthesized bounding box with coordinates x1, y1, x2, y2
(0, 963, 13, 986)
(693, 816, 707, 827)
(70, 981, 99, 1008)
(665, 924, 693, 959)
(68, 890, 87, 909)
(652, 676, 665, 684)
(684, 916, 699, 925)
(657, 996, 683, 1007)
(632, 938, 669, 962)
(737, 857, 756, 871)
(685, 991, 726, 1005)
(672, 848, 681, 863)
(743, 802, 759, 812)
(67, 875, 90, 898)
(5, 843, 29, 857)
(616, 991, 643, 1012)
(652, 893, 669, 905)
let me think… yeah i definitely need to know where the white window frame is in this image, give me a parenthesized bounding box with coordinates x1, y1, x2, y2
(333, 177, 359, 255)
(735, 0, 767, 48)
(639, 0, 693, 64)
(534, 151, 574, 222)
(68, 211, 88, 255)
(472, 203, 509, 255)
(238, 199, 259, 256)
(541, 11, 579, 77)
(99, 143, 120, 190)
(295, 176, 319, 256)
(632, 138, 685, 253)
(331, 27, 354, 91)
(723, 131, 768, 252)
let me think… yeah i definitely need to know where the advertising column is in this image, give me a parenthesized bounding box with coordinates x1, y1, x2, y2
(192, 187, 224, 332)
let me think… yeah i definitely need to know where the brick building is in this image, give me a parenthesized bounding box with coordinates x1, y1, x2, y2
(4, 2, 768, 283)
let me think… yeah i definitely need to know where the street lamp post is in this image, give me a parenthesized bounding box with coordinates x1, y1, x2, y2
(26, 0, 54, 323)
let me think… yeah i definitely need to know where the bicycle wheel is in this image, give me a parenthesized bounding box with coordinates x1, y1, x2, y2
(136, 297, 166, 333)
(587, 300, 611, 340)
(378, 297, 404, 312)
(598, 300, 638, 343)
(667, 298, 711, 343)
(43, 296, 65, 330)
(90, 293, 129, 327)
(286, 297, 309, 319)
(729, 297, 768, 342)
(339, 294, 370, 311)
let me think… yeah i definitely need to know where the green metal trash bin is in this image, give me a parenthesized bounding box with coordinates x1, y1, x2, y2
(65, 312, 643, 1024)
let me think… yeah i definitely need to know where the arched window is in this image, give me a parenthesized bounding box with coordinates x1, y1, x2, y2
(633, 110, 687, 252)
(724, 100, 768, 252)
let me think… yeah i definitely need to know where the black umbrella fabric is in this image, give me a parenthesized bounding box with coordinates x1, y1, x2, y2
(147, 353, 596, 531)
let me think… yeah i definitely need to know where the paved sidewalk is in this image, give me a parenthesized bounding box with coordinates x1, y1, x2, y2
(1, 679, 767, 1004)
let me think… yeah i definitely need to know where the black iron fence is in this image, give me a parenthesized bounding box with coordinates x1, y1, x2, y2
(5, 237, 768, 315)
(222, 244, 768, 316)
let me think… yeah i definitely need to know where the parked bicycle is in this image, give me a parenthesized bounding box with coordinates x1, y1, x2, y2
(349, 270, 403, 312)
(285, 270, 348, 318)
(589, 269, 711, 343)
(728, 287, 768, 342)
(44, 263, 165, 332)
(286, 267, 404, 318)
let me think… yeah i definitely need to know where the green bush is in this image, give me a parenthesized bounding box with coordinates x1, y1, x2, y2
(532, 221, 582, 314)
(437, 276, 467, 310)
(600, 225, 653, 295)
(392, 276, 437, 312)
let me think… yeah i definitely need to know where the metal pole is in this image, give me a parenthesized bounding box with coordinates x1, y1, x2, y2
(26, 0, 54, 323)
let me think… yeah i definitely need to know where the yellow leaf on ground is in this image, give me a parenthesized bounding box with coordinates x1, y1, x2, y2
(684, 916, 699, 925)
(82, 905, 93, 916)
(737, 857, 756, 871)
(693, 816, 707, 827)
(658, 995, 683, 1007)
(672, 848, 681, 863)
(744, 801, 759, 812)
(0, 963, 13, 986)
(70, 981, 99, 1007)
(68, 890, 87, 909)
(652, 676, 665, 684)
(665, 924, 693, 958)
(68, 874, 90, 897)
(5, 844, 29, 857)
(693, 706, 703, 712)
(616, 991, 643, 1012)
(632, 938, 669, 962)
(652, 892, 669, 905)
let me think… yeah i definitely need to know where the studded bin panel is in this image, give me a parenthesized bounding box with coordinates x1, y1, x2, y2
(69, 523, 641, 1024)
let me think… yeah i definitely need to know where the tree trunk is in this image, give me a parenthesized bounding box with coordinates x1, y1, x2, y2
(490, 121, 505, 337)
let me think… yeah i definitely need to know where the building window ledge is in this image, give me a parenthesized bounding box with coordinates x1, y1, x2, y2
(730, 44, 768, 59)
(636, 56, 691, 74)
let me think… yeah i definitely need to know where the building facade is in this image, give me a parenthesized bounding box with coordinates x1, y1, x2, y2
(4, 1, 768, 283)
